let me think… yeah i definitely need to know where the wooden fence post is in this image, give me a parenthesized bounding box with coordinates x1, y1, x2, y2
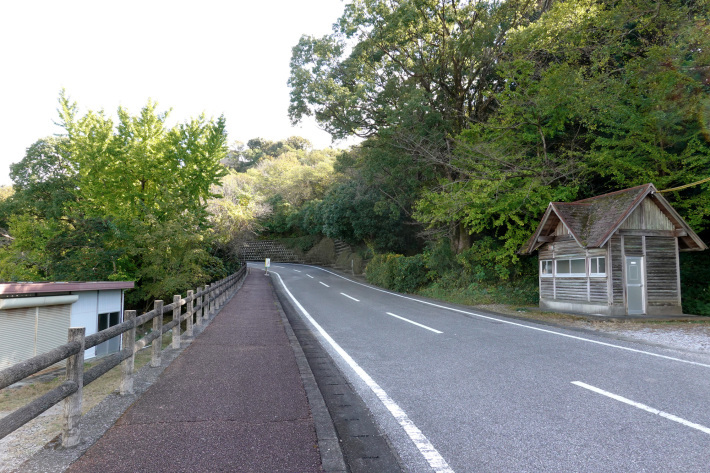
(120, 310, 136, 395)
(214, 282, 219, 311)
(172, 295, 181, 349)
(152, 300, 163, 367)
(199, 286, 205, 322)
(194, 288, 202, 328)
(186, 290, 194, 337)
(209, 285, 214, 318)
(203, 284, 210, 320)
(62, 327, 85, 448)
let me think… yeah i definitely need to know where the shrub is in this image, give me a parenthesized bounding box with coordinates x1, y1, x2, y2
(365, 254, 398, 288)
(305, 237, 336, 264)
(365, 253, 428, 293)
(392, 253, 428, 293)
(279, 235, 319, 253)
(336, 251, 365, 274)
(680, 252, 710, 316)
(424, 238, 456, 279)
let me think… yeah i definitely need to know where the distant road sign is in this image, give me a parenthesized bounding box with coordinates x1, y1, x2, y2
(265, 258, 271, 268)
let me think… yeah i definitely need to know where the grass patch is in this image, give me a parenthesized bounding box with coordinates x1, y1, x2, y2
(0, 335, 172, 414)
(417, 278, 538, 308)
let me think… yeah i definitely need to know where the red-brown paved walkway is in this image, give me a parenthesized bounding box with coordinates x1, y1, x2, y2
(67, 273, 322, 473)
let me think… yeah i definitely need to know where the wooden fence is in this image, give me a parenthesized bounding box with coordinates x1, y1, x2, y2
(0, 266, 248, 446)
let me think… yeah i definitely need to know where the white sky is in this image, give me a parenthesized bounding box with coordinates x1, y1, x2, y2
(0, 0, 348, 186)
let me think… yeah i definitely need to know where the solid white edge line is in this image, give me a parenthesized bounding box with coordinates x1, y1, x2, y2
(572, 381, 710, 435)
(296, 265, 710, 369)
(273, 271, 455, 473)
(386, 312, 443, 334)
(319, 281, 330, 287)
(340, 293, 360, 302)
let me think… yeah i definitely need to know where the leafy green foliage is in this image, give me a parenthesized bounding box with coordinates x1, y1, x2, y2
(224, 136, 314, 172)
(127, 216, 226, 305)
(212, 137, 341, 243)
(0, 137, 76, 226)
(289, 0, 541, 253)
(289, 0, 536, 138)
(365, 253, 428, 293)
(679, 251, 710, 315)
(416, 0, 710, 270)
(0, 186, 12, 202)
(0, 93, 230, 306)
(58, 92, 227, 224)
(300, 180, 419, 252)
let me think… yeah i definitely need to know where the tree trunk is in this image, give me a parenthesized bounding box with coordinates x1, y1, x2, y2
(451, 221, 472, 254)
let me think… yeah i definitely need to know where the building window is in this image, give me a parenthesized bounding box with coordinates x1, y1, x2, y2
(540, 260, 553, 276)
(96, 312, 121, 356)
(590, 256, 606, 277)
(556, 258, 586, 277)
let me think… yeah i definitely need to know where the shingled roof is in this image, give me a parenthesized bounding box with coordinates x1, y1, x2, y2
(520, 183, 707, 254)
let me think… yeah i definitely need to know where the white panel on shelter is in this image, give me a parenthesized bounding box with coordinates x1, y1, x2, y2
(98, 290, 121, 313)
(71, 291, 98, 329)
(70, 291, 98, 358)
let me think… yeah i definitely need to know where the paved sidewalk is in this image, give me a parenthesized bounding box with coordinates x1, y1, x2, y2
(66, 272, 323, 473)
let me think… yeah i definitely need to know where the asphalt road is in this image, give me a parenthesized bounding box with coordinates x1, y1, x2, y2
(258, 263, 710, 472)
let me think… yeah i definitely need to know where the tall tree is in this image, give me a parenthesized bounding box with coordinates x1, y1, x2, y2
(416, 0, 710, 269)
(58, 92, 228, 225)
(1, 93, 230, 304)
(289, 0, 538, 251)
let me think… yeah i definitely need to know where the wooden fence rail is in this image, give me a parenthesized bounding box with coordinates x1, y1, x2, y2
(0, 266, 248, 446)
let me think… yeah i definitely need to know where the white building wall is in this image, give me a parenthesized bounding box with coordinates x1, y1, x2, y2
(98, 290, 122, 314)
(70, 291, 99, 358)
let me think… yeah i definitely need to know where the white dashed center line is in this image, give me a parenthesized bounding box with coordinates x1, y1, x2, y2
(340, 293, 360, 302)
(294, 269, 302, 273)
(273, 273, 454, 473)
(306, 266, 710, 369)
(572, 381, 710, 435)
(307, 274, 314, 279)
(319, 282, 330, 287)
(386, 312, 442, 334)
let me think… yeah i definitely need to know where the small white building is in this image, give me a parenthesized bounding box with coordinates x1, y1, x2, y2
(0, 281, 134, 370)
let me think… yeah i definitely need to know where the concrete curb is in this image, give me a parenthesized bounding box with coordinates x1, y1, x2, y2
(14, 278, 245, 473)
(268, 275, 348, 473)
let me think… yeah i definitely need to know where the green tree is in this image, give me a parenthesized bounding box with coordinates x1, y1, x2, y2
(0, 136, 86, 281)
(1, 94, 230, 304)
(0, 137, 75, 226)
(289, 0, 535, 139)
(224, 136, 314, 172)
(0, 186, 12, 201)
(306, 180, 419, 252)
(416, 0, 710, 270)
(289, 0, 539, 251)
(58, 92, 227, 225)
(208, 137, 340, 245)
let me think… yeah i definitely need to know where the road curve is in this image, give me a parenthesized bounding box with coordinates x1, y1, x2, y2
(260, 263, 710, 473)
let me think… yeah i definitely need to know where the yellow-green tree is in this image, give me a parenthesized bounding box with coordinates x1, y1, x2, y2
(1, 93, 230, 305)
